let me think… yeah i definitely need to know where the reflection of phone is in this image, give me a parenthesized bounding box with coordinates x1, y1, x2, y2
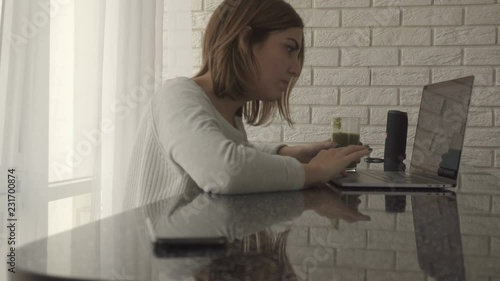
(145, 217, 228, 258)
(156, 237, 228, 247)
(153, 237, 228, 258)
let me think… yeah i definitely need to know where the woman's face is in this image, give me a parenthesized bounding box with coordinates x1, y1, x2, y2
(252, 27, 303, 101)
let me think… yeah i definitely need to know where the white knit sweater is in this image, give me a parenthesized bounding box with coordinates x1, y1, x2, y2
(123, 77, 305, 210)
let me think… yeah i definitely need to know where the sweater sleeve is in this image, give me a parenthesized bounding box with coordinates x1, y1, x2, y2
(150, 83, 306, 194)
(251, 143, 288, 155)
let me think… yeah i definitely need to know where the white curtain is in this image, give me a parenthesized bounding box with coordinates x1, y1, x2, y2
(0, 0, 51, 250)
(0, 1, 193, 270)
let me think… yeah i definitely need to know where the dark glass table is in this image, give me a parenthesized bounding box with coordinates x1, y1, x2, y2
(9, 170, 500, 281)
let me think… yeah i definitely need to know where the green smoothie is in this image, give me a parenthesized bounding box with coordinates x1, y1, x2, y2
(332, 132, 360, 169)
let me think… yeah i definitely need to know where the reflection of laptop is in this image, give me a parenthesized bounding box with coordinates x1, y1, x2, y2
(331, 76, 474, 188)
(412, 195, 465, 280)
(327, 186, 457, 197)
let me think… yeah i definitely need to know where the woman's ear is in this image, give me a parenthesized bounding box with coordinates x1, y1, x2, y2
(240, 26, 252, 38)
(238, 26, 253, 51)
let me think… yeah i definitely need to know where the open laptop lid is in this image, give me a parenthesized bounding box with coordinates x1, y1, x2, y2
(409, 76, 474, 183)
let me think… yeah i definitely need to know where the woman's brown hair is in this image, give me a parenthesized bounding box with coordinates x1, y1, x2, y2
(194, 0, 305, 126)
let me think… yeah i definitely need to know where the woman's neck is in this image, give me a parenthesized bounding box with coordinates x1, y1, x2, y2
(192, 73, 246, 127)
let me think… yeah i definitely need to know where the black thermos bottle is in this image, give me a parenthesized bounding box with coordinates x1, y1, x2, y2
(383, 110, 408, 172)
(384, 110, 409, 213)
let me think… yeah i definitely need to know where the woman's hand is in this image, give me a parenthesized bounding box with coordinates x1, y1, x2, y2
(303, 145, 371, 186)
(278, 139, 338, 163)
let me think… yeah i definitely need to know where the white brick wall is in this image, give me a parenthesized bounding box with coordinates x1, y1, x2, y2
(373, 27, 431, 46)
(192, 0, 202, 10)
(343, 8, 400, 27)
(434, 27, 497, 45)
(461, 148, 494, 167)
(181, 2, 500, 279)
(432, 67, 494, 86)
(340, 88, 398, 106)
(305, 48, 339, 67)
(341, 48, 399, 66)
(402, 7, 463, 26)
(315, 68, 370, 85)
(371, 67, 429, 85)
(402, 47, 462, 66)
(315, 0, 370, 8)
(465, 5, 500, 25)
(465, 47, 500, 65)
(374, 0, 431, 6)
(315, 29, 370, 47)
(493, 195, 500, 213)
(471, 87, 500, 106)
(299, 9, 341, 27)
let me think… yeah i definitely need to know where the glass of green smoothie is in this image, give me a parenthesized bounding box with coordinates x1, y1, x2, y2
(331, 117, 361, 172)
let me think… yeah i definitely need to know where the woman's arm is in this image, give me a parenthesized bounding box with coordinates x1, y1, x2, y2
(277, 140, 338, 163)
(152, 82, 306, 194)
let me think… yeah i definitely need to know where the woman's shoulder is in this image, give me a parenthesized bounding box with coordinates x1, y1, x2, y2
(164, 76, 199, 90)
(156, 77, 204, 97)
(152, 77, 209, 105)
(150, 77, 214, 117)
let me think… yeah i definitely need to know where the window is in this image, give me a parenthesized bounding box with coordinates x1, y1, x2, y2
(48, 0, 92, 235)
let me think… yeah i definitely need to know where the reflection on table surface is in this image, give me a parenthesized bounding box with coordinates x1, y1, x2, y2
(10, 183, 500, 281)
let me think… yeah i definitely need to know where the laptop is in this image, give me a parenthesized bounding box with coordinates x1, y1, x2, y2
(331, 76, 474, 188)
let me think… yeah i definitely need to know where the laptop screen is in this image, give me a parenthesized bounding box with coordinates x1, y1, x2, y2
(409, 76, 474, 180)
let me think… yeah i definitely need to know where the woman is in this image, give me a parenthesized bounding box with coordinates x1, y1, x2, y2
(124, 0, 370, 209)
